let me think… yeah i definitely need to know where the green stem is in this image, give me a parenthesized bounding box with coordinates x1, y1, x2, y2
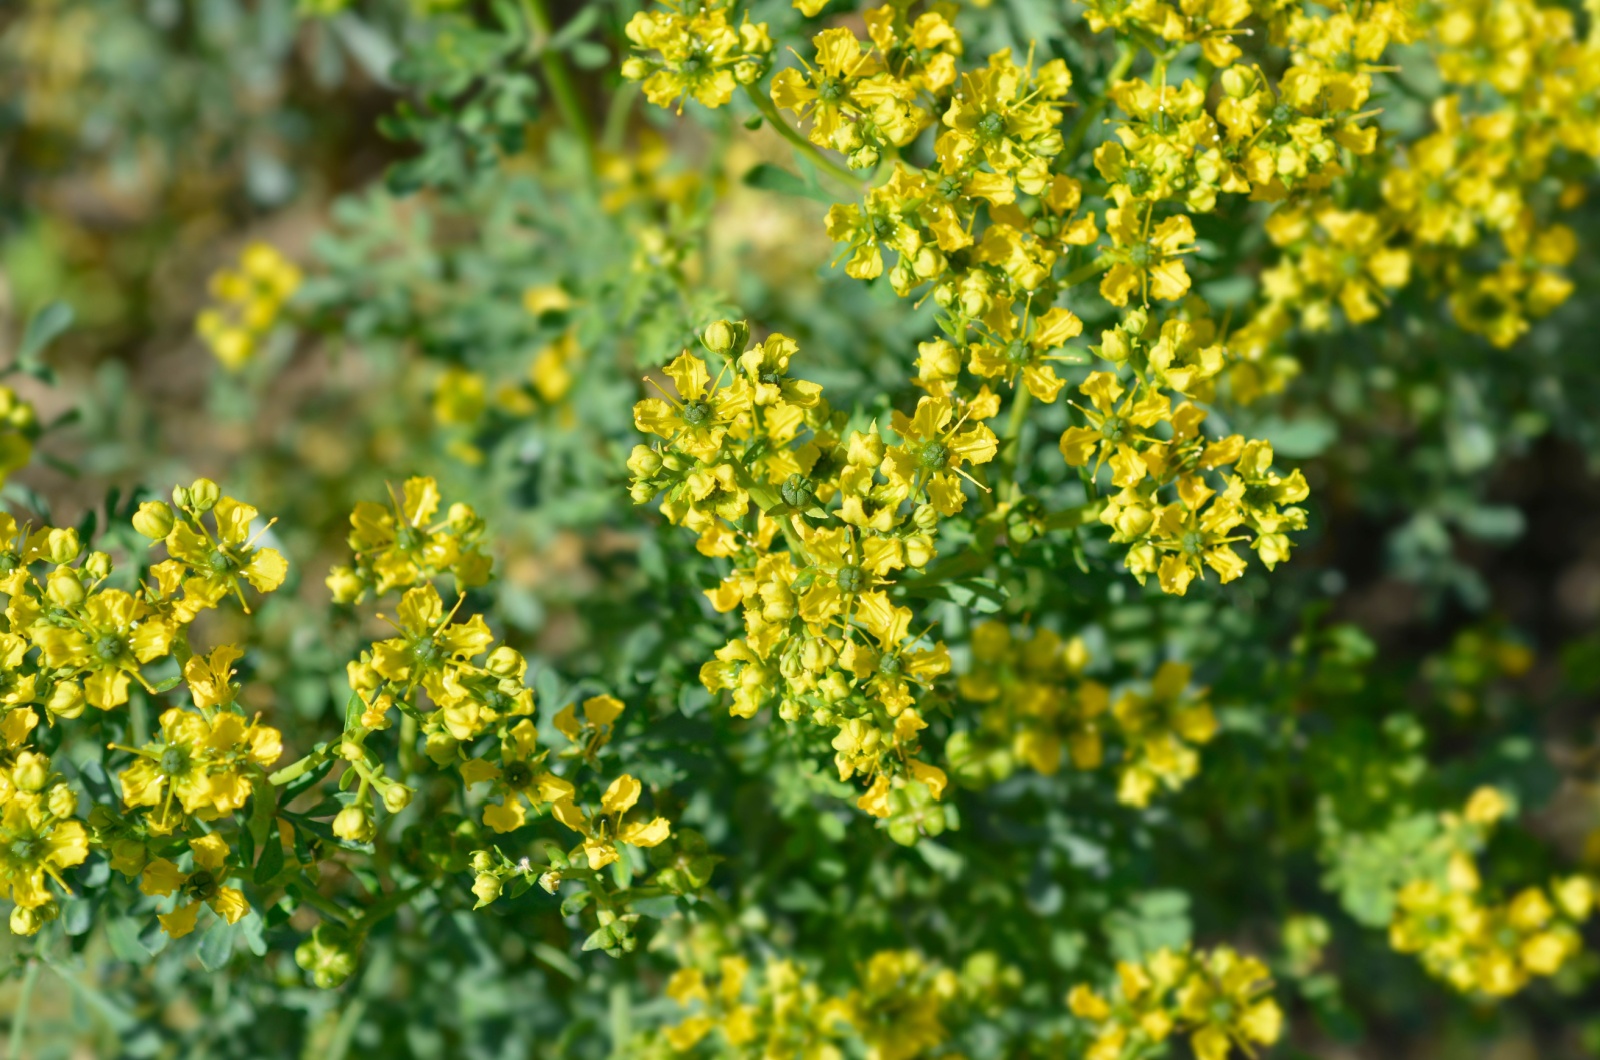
(523, 0, 594, 156)
(1042, 498, 1106, 531)
(326, 998, 367, 1060)
(398, 713, 419, 780)
(742, 85, 862, 191)
(293, 883, 353, 928)
(270, 745, 330, 787)
(996, 386, 1034, 486)
(354, 883, 427, 930)
(1062, 254, 1112, 289)
(601, 81, 639, 154)
(1062, 43, 1138, 163)
(7, 959, 38, 1060)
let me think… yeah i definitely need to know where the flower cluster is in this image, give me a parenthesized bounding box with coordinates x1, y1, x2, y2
(620, 0, 773, 112)
(649, 948, 976, 1059)
(949, 625, 1219, 807)
(749, 9, 1313, 597)
(330, 481, 700, 962)
(325, 475, 492, 604)
(628, 324, 975, 828)
(1388, 787, 1597, 996)
(1, 480, 287, 938)
(196, 242, 302, 371)
(1067, 945, 1283, 1060)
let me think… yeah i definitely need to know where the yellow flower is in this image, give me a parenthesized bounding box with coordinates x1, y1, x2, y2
(165, 494, 288, 609)
(140, 833, 249, 938)
(882, 395, 999, 516)
(462, 719, 574, 833)
(634, 352, 752, 461)
(1101, 208, 1196, 307)
(31, 588, 176, 709)
(370, 584, 495, 691)
(967, 298, 1085, 402)
(0, 783, 88, 915)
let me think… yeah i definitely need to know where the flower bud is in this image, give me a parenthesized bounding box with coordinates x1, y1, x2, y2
(381, 782, 414, 814)
(905, 534, 936, 568)
(1123, 308, 1149, 336)
(485, 645, 526, 680)
(1098, 328, 1131, 362)
(1221, 66, 1252, 99)
(10, 904, 49, 937)
(627, 444, 663, 478)
(346, 656, 382, 693)
(700, 319, 748, 356)
(44, 528, 80, 565)
(333, 805, 375, 843)
(913, 504, 940, 532)
(13, 750, 49, 792)
(472, 873, 503, 908)
(295, 928, 358, 989)
(470, 850, 495, 873)
(848, 146, 880, 170)
(424, 732, 459, 767)
(45, 567, 84, 608)
(110, 838, 148, 876)
(913, 246, 946, 279)
(132, 501, 176, 540)
(801, 638, 838, 673)
(82, 551, 113, 581)
(538, 870, 563, 894)
(47, 782, 78, 819)
(186, 478, 221, 512)
(45, 680, 84, 719)
(819, 672, 852, 701)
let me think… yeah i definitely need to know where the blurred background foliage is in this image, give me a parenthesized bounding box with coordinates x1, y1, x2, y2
(1, 0, 1599, 1057)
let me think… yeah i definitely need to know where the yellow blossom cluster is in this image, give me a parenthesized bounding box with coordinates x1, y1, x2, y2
(196, 242, 302, 371)
(652, 949, 966, 1060)
(1067, 945, 1283, 1060)
(1235, 0, 1600, 355)
(621, 0, 774, 112)
(627, 324, 969, 826)
(326, 475, 492, 604)
(949, 624, 1219, 807)
(1, 480, 288, 938)
(623, 2, 1319, 598)
(1388, 787, 1598, 997)
(331, 478, 690, 955)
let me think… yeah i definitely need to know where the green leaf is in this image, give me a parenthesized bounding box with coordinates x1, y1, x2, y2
(630, 895, 681, 919)
(106, 917, 152, 964)
(942, 578, 1008, 613)
(343, 690, 366, 729)
(1256, 414, 1338, 460)
(742, 163, 836, 206)
(548, 6, 601, 50)
(16, 300, 73, 381)
(197, 915, 238, 971)
(254, 831, 286, 885)
(580, 924, 615, 952)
